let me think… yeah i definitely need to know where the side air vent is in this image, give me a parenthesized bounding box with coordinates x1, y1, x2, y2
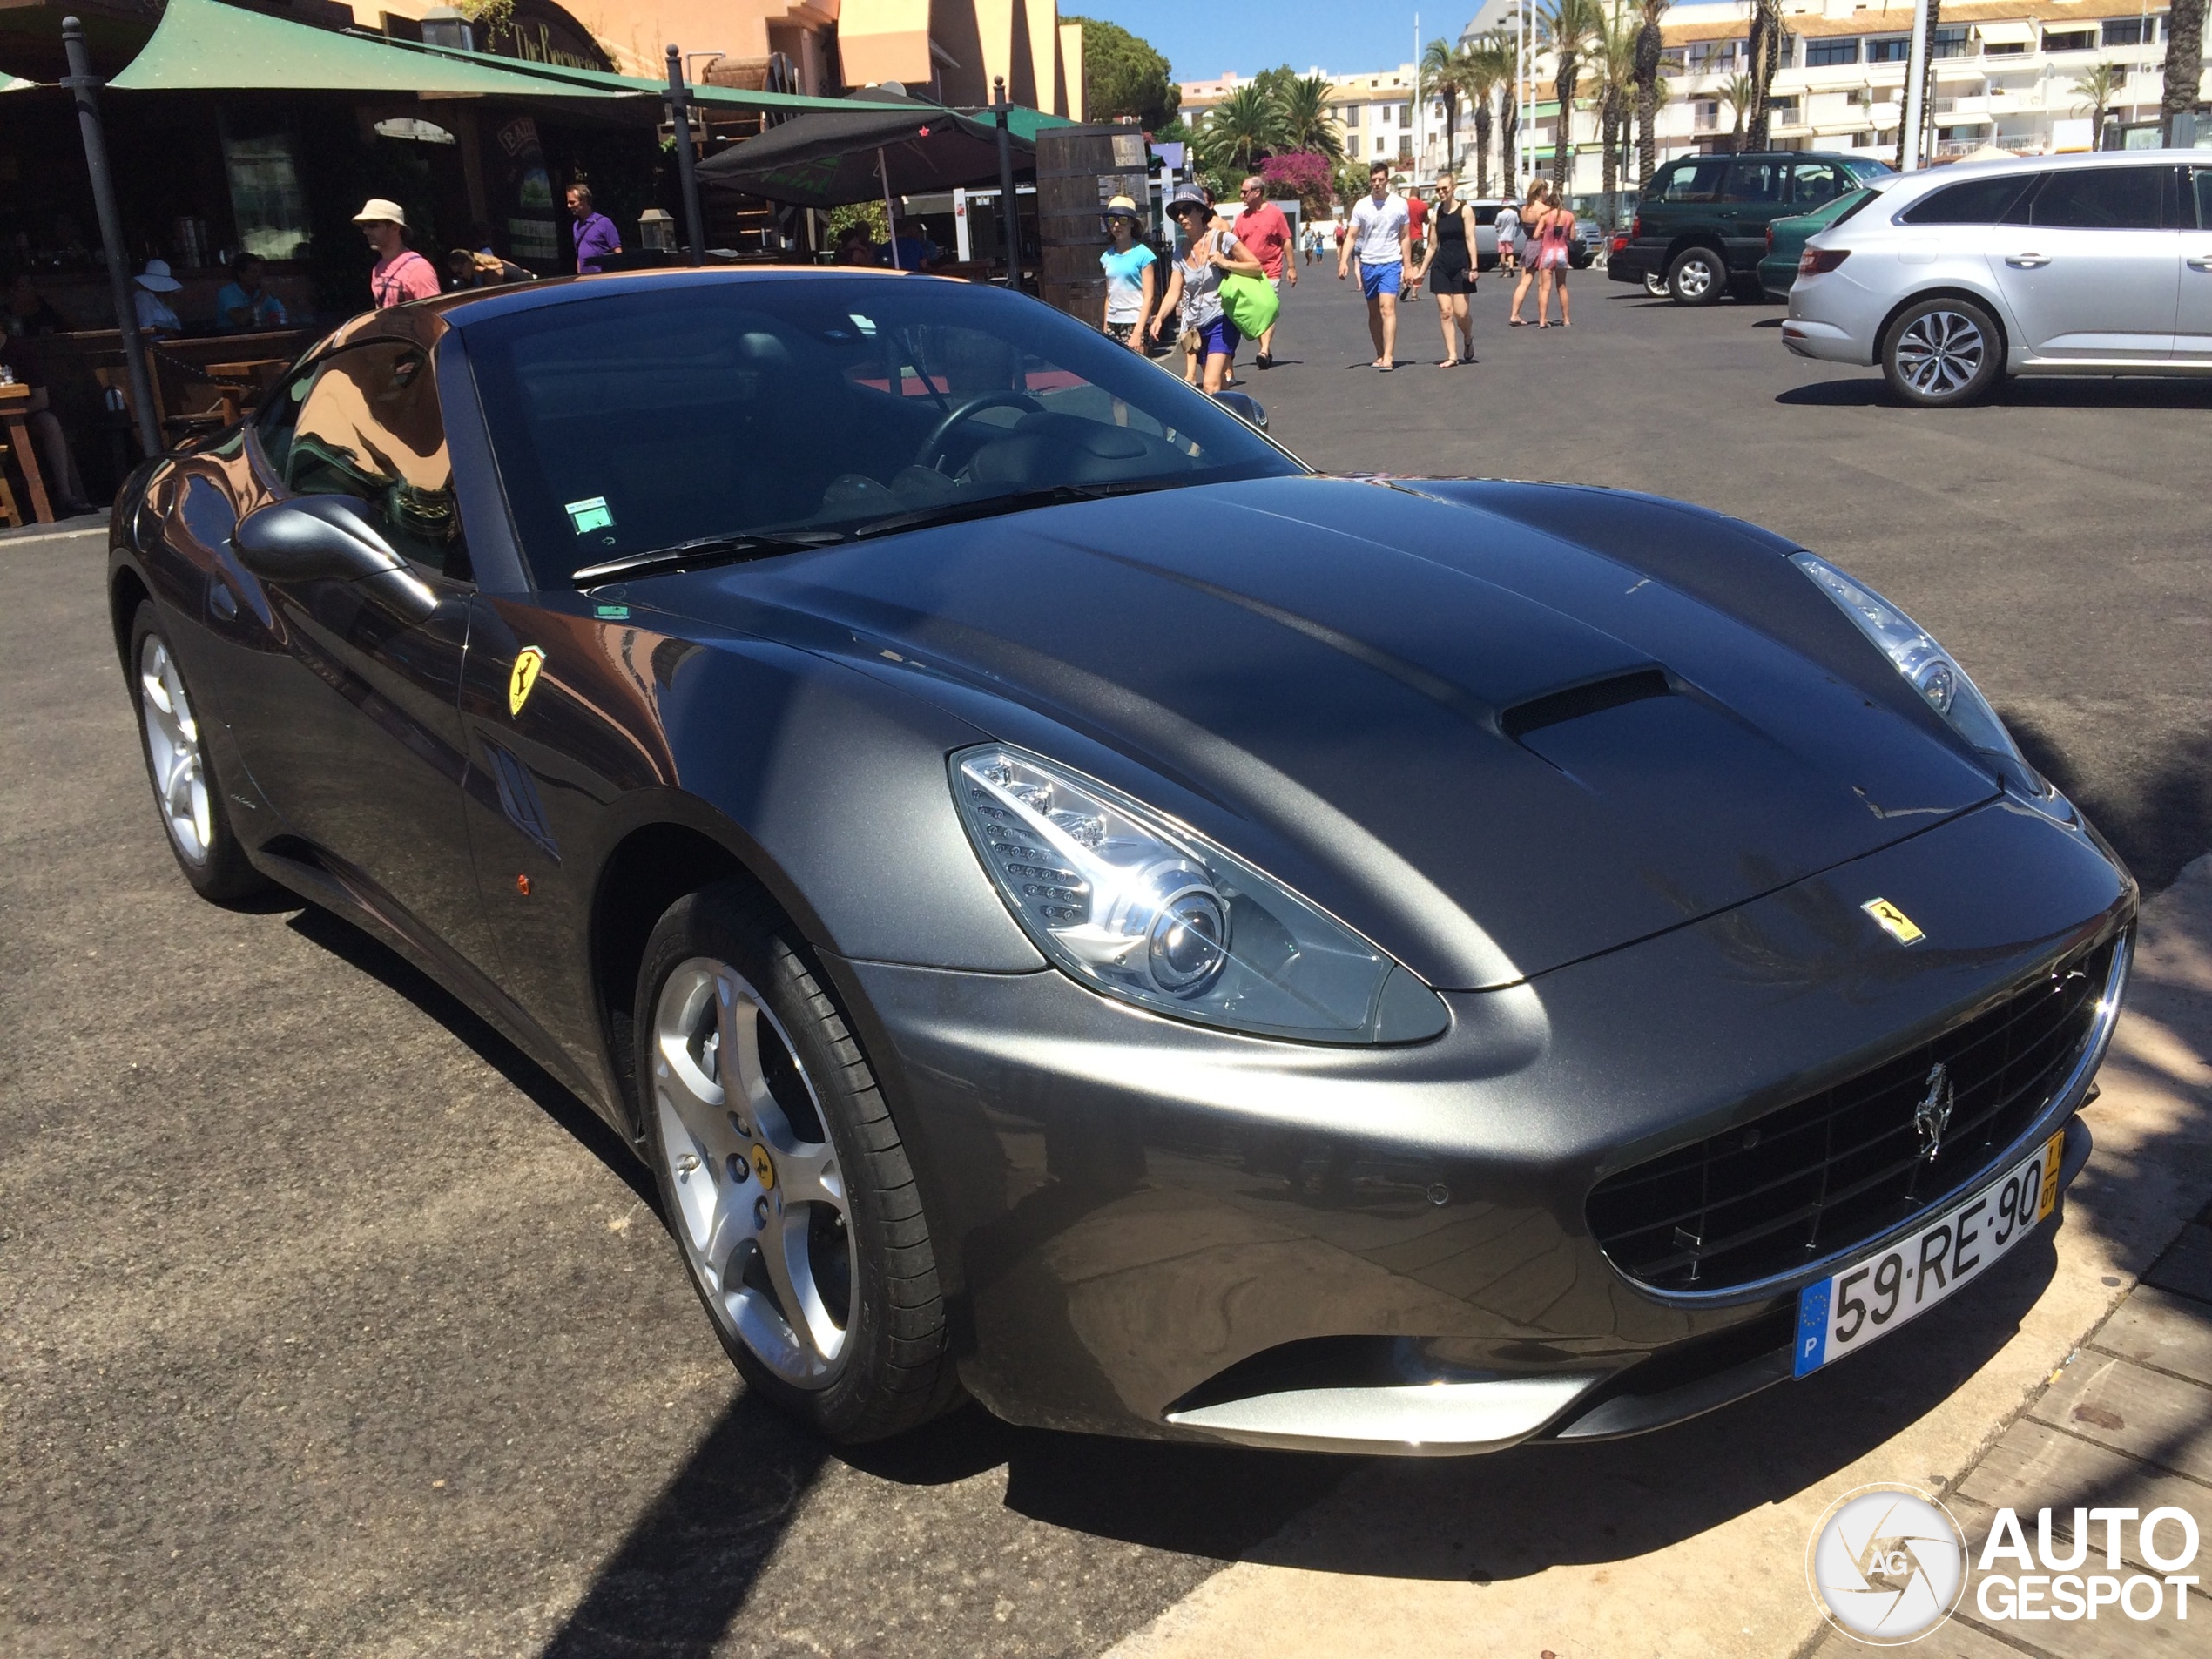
(1501, 669, 1672, 741)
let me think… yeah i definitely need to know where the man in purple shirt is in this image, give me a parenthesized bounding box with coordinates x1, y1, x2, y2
(567, 184, 621, 273)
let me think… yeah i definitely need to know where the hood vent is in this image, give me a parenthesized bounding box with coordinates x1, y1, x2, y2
(1501, 669, 1672, 742)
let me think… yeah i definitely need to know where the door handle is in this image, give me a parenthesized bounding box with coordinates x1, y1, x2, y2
(2005, 253, 2050, 269)
(2187, 255, 2212, 272)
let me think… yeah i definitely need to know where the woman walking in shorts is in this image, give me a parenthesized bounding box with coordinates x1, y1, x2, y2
(1414, 174, 1480, 367)
(1506, 179, 1552, 326)
(1150, 186, 1262, 394)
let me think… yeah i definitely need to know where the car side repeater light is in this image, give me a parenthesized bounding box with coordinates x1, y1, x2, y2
(1798, 246, 1849, 276)
(950, 746, 1449, 1044)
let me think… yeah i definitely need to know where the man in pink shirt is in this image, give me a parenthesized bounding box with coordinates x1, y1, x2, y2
(1235, 176, 1296, 369)
(354, 199, 442, 310)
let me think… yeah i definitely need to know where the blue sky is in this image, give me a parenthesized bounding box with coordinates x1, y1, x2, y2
(1074, 0, 1730, 83)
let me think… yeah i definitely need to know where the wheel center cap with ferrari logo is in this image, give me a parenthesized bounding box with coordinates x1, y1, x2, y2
(750, 1143, 776, 1190)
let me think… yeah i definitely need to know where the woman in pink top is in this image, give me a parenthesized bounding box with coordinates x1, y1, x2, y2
(354, 199, 442, 309)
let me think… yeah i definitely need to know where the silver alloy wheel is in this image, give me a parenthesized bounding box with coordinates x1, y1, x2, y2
(1672, 256, 1715, 301)
(1892, 307, 1986, 401)
(651, 956, 851, 1387)
(138, 633, 212, 866)
(1643, 273, 1669, 298)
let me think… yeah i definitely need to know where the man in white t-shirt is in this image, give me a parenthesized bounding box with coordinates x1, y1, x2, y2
(1335, 160, 1412, 371)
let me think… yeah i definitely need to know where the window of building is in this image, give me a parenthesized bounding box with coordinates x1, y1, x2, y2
(1770, 96, 1801, 123)
(1806, 39, 1860, 66)
(1377, 102, 1393, 126)
(1693, 98, 1721, 132)
(1984, 40, 2028, 56)
(1398, 136, 1413, 162)
(2042, 27, 2097, 52)
(1346, 134, 1359, 157)
(2102, 18, 2148, 46)
(220, 125, 310, 263)
(1865, 35, 1910, 63)
(1930, 25, 1970, 58)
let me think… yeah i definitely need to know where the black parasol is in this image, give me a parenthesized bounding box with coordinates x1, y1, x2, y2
(695, 88, 1032, 210)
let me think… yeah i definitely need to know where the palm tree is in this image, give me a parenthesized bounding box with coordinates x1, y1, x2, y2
(2162, 0, 2207, 145)
(1546, 0, 1608, 194)
(1198, 83, 1286, 177)
(1633, 0, 1670, 191)
(1595, 5, 1639, 225)
(1743, 0, 1786, 150)
(1485, 30, 1522, 192)
(1465, 44, 1501, 197)
(1276, 72, 1345, 163)
(2072, 61, 2124, 150)
(1721, 71, 1757, 152)
(1420, 37, 1473, 179)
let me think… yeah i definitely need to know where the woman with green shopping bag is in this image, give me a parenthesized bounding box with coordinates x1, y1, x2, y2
(1150, 186, 1263, 394)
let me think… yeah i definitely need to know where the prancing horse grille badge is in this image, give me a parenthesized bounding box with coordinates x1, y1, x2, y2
(1914, 1062, 1955, 1163)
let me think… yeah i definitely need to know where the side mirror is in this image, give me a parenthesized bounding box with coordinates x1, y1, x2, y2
(233, 496, 406, 584)
(1211, 390, 1269, 430)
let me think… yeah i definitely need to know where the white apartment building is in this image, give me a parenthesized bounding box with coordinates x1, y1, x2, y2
(1177, 64, 1456, 190)
(1424, 0, 2209, 210)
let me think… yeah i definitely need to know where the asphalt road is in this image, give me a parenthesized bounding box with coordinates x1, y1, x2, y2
(2, 276, 2207, 1658)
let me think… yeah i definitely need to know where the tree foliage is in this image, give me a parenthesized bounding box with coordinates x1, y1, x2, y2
(1069, 16, 1179, 129)
(1197, 82, 1289, 178)
(1261, 151, 1336, 219)
(1277, 73, 1345, 161)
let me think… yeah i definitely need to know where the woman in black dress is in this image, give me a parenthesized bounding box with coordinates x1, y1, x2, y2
(1414, 175, 1480, 367)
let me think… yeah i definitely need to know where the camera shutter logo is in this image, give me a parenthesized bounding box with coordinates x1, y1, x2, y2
(1806, 1484, 1966, 1644)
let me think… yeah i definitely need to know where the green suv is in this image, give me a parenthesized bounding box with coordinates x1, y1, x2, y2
(1609, 152, 1894, 305)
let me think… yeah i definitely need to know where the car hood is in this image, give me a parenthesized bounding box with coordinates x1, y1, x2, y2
(644, 475, 1998, 989)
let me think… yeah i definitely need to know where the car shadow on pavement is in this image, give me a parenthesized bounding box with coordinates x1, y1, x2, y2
(1778, 376, 2212, 410)
(2004, 716, 2212, 895)
(284, 903, 658, 1212)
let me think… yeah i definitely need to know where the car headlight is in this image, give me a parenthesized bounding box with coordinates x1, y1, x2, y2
(951, 746, 1449, 1043)
(1791, 551, 2031, 768)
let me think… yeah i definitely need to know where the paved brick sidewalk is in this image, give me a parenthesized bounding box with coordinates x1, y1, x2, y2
(1819, 1214, 2212, 1657)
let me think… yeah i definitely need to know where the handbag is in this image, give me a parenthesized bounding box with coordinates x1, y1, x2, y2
(1218, 271, 1280, 338)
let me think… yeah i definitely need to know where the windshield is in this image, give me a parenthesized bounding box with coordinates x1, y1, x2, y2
(464, 275, 1303, 587)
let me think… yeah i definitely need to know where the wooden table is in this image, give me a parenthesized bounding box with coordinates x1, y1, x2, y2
(0, 382, 54, 524)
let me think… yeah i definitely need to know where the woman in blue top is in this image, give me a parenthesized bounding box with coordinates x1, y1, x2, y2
(1096, 196, 1157, 352)
(1148, 187, 1261, 394)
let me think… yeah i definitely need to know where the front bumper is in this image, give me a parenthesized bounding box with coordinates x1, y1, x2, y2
(836, 793, 2131, 1453)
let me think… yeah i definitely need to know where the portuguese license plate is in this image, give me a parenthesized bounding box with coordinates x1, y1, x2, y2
(1794, 1130, 2065, 1378)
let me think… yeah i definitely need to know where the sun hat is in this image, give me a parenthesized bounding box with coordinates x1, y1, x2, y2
(1164, 185, 1210, 217)
(351, 198, 408, 228)
(1103, 194, 1143, 220)
(134, 259, 182, 293)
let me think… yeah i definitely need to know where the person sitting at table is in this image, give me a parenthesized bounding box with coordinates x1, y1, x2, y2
(133, 260, 183, 336)
(215, 255, 288, 333)
(0, 331, 94, 516)
(447, 248, 536, 288)
(833, 225, 882, 266)
(5, 273, 68, 337)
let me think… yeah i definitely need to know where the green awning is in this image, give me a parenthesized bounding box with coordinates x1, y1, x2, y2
(110, 0, 914, 113)
(110, 0, 629, 98)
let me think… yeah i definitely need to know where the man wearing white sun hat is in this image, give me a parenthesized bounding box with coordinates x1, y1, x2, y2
(353, 198, 441, 309)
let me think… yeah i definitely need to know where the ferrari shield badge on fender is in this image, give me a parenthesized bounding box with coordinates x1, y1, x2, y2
(1862, 897, 1925, 946)
(509, 647, 546, 718)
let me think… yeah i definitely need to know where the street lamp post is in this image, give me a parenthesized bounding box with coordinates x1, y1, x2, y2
(1899, 0, 1932, 170)
(60, 16, 158, 459)
(993, 75, 1022, 293)
(664, 44, 706, 264)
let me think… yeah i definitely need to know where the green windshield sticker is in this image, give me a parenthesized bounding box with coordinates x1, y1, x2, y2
(594, 604, 630, 620)
(565, 496, 613, 534)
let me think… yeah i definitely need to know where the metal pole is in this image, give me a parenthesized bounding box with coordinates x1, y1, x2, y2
(1900, 0, 1932, 171)
(878, 146, 901, 269)
(665, 44, 705, 264)
(994, 75, 1021, 292)
(61, 17, 158, 458)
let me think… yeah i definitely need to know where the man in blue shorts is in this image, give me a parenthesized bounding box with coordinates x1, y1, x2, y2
(1337, 160, 1413, 370)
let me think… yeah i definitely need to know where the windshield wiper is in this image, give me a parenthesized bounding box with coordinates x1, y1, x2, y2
(844, 478, 1187, 543)
(571, 529, 846, 586)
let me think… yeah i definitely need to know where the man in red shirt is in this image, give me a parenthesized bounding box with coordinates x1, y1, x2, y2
(354, 199, 442, 310)
(1234, 176, 1296, 369)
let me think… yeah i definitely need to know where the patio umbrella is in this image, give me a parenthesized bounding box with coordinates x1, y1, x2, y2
(694, 88, 1031, 209)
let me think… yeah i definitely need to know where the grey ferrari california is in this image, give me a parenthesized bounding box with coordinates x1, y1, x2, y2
(113, 268, 2131, 1453)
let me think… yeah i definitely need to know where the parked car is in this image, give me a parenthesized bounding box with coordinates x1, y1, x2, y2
(1784, 150, 2212, 407)
(1759, 177, 1905, 300)
(117, 268, 2130, 1455)
(1611, 151, 1895, 304)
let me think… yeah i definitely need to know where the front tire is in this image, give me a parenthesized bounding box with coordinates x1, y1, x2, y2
(1667, 246, 1725, 306)
(1642, 272, 1669, 298)
(1880, 297, 2002, 408)
(127, 599, 270, 905)
(635, 882, 956, 1443)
